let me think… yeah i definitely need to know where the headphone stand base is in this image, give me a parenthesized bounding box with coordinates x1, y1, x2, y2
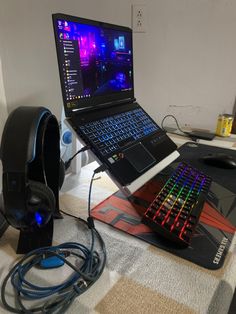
(0, 212, 8, 238)
(16, 218, 53, 254)
(53, 208, 63, 219)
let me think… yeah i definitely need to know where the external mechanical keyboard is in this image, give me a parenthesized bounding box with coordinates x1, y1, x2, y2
(142, 162, 212, 247)
(79, 108, 159, 156)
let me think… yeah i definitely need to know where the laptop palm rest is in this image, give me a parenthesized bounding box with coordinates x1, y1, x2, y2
(123, 143, 156, 173)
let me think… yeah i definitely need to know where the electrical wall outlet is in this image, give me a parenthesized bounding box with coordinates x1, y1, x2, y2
(132, 4, 147, 33)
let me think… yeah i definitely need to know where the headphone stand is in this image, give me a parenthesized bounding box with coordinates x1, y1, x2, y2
(0, 212, 8, 238)
(16, 218, 53, 254)
(53, 208, 63, 219)
(0, 195, 8, 238)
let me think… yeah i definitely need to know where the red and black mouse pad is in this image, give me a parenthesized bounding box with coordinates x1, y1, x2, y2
(91, 143, 236, 270)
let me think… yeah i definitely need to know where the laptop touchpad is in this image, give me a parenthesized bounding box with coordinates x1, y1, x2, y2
(123, 143, 156, 173)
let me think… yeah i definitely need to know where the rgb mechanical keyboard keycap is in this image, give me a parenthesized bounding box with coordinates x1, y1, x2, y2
(142, 162, 212, 247)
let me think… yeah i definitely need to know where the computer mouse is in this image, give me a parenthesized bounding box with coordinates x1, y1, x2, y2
(201, 153, 236, 169)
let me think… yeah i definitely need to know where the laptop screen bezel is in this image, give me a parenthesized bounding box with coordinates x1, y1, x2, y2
(52, 13, 135, 117)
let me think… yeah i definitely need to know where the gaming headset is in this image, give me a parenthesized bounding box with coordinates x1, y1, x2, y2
(0, 106, 62, 231)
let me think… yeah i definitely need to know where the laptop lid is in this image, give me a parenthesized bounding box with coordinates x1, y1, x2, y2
(52, 13, 135, 116)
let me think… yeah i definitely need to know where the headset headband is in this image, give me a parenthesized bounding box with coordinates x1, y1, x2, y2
(0, 106, 51, 173)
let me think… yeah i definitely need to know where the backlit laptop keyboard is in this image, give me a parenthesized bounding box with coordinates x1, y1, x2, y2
(142, 162, 212, 247)
(79, 108, 159, 156)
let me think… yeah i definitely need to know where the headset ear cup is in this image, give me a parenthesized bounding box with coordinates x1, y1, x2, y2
(28, 181, 55, 226)
(0, 193, 4, 214)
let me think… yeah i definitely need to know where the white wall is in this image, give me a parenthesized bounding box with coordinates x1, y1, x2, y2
(0, 0, 236, 130)
(134, 0, 236, 131)
(0, 59, 8, 136)
(0, 58, 8, 191)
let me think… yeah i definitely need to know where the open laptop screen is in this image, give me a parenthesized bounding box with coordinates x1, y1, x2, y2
(53, 14, 134, 116)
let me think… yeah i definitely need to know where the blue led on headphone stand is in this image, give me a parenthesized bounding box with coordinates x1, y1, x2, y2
(34, 212, 43, 226)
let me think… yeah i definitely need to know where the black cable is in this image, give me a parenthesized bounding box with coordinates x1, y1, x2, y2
(161, 114, 199, 141)
(1, 164, 107, 314)
(161, 114, 187, 134)
(87, 164, 107, 228)
(88, 172, 96, 218)
(64, 145, 90, 170)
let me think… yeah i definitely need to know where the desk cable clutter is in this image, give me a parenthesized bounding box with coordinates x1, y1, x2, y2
(161, 114, 215, 141)
(0, 106, 107, 313)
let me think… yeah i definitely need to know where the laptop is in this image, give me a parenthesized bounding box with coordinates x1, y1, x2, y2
(52, 13, 179, 195)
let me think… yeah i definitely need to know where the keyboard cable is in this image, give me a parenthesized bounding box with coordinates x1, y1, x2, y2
(1, 164, 107, 314)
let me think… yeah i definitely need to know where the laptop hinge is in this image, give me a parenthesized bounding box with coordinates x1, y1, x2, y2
(71, 97, 136, 114)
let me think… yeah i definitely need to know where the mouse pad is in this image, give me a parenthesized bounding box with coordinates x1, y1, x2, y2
(91, 143, 236, 270)
(176, 142, 236, 193)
